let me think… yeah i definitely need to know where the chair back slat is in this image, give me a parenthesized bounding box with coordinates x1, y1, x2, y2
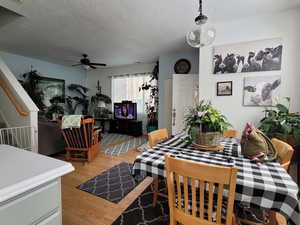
(75, 128, 82, 148)
(216, 184, 224, 224)
(208, 182, 214, 222)
(184, 176, 189, 213)
(191, 178, 196, 217)
(148, 128, 168, 148)
(199, 180, 205, 219)
(165, 155, 237, 225)
(175, 174, 182, 210)
(67, 129, 76, 147)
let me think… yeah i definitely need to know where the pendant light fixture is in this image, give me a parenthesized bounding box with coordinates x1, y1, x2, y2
(186, 0, 216, 48)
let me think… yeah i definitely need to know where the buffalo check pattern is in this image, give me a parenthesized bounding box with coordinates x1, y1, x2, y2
(132, 134, 300, 225)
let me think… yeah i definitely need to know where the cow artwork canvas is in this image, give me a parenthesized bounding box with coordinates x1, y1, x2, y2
(243, 76, 281, 106)
(212, 38, 283, 74)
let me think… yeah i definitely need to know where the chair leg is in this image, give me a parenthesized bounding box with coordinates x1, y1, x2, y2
(232, 214, 237, 225)
(268, 211, 277, 225)
(66, 150, 71, 161)
(152, 178, 159, 207)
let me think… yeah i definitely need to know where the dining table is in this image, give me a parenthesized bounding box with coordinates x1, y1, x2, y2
(132, 133, 300, 225)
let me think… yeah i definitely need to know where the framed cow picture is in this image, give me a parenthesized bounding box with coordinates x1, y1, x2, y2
(212, 38, 283, 74)
(217, 81, 232, 96)
(243, 75, 281, 106)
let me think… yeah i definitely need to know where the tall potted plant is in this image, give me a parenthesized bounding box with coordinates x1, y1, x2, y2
(259, 97, 300, 146)
(90, 85, 112, 118)
(185, 100, 231, 146)
(139, 61, 159, 132)
(20, 70, 45, 110)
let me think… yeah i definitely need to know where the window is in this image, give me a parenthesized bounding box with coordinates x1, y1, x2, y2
(111, 74, 151, 133)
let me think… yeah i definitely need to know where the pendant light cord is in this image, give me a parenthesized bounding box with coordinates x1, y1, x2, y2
(198, 0, 202, 15)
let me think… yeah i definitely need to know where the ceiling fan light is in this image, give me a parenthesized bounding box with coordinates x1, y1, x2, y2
(83, 65, 90, 70)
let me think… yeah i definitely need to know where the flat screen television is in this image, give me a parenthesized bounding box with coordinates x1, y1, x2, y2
(114, 102, 137, 120)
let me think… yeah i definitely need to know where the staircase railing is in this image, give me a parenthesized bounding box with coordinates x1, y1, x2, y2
(0, 78, 28, 116)
(0, 126, 33, 151)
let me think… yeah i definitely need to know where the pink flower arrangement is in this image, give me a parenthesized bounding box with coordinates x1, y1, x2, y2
(197, 110, 208, 118)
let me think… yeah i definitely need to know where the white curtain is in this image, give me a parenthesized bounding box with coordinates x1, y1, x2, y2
(111, 74, 151, 134)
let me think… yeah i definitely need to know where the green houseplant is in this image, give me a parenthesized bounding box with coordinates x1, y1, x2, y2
(139, 61, 159, 132)
(66, 84, 90, 115)
(259, 97, 300, 146)
(45, 96, 65, 120)
(184, 100, 231, 146)
(20, 70, 45, 110)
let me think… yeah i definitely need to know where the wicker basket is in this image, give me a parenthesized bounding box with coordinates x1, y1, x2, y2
(196, 131, 222, 147)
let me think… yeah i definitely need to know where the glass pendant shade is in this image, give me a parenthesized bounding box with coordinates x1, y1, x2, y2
(186, 24, 216, 48)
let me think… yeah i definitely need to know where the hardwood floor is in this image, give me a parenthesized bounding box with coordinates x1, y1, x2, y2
(57, 139, 151, 225)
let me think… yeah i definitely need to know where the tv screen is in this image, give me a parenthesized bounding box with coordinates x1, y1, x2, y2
(114, 102, 137, 120)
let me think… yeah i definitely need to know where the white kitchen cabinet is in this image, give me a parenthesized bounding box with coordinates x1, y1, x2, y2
(0, 145, 74, 225)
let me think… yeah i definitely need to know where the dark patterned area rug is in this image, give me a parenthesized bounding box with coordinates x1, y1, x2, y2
(77, 162, 144, 203)
(112, 182, 169, 225)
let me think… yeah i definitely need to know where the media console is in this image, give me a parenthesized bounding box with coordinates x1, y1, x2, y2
(109, 119, 143, 137)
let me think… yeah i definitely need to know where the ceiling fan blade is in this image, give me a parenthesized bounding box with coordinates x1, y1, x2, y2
(72, 63, 82, 67)
(89, 63, 107, 66)
(89, 65, 97, 69)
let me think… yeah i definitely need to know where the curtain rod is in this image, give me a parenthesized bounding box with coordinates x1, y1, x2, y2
(109, 72, 152, 78)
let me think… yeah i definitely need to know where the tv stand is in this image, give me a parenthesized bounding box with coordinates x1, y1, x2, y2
(109, 119, 143, 137)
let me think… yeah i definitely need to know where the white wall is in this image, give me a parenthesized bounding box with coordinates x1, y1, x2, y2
(199, 8, 300, 135)
(86, 63, 155, 103)
(158, 50, 199, 129)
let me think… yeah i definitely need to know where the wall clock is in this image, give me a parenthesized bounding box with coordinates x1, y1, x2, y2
(174, 59, 191, 74)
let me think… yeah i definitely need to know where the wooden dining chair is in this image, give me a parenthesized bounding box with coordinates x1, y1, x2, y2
(61, 117, 100, 162)
(148, 128, 169, 148)
(238, 138, 294, 225)
(148, 128, 169, 207)
(223, 129, 238, 139)
(272, 138, 294, 171)
(165, 155, 238, 225)
(269, 138, 294, 225)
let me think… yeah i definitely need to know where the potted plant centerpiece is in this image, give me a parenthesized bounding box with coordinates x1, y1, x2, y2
(259, 97, 300, 147)
(185, 100, 231, 147)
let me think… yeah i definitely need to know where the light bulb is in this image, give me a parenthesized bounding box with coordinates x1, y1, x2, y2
(186, 24, 216, 48)
(83, 65, 90, 70)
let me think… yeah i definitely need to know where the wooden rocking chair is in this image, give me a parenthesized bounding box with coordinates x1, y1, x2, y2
(60, 117, 100, 162)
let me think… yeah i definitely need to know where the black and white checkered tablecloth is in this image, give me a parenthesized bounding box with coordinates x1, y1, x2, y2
(132, 134, 300, 225)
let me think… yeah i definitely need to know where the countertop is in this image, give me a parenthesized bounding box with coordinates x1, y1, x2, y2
(0, 145, 74, 203)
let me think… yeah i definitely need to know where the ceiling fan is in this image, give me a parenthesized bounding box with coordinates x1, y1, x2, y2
(72, 54, 106, 69)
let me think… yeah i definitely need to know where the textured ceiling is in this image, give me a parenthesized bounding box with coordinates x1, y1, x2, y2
(0, 0, 299, 67)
